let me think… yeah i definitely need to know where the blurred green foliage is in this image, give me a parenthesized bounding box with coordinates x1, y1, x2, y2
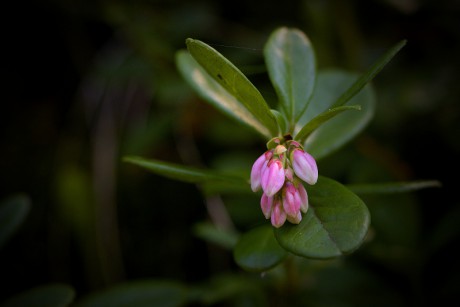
(1, 0, 459, 306)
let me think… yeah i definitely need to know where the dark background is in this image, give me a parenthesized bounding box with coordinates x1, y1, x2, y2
(1, 0, 459, 305)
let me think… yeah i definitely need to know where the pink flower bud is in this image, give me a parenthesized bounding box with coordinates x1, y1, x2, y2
(291, 149, 318, 185)
(250, 151, 272, 192)
(271, 198, 286, 228)
(260, 193, 274, 219)
(288, 140, 301, 148)
(286, 211, 302, 224)
(251, 145, 317, 227)
(261, 159, 285, 197)
(282, 182, 301, 218)
(285, 167, 294, 182)
(297, 183, 309, 213)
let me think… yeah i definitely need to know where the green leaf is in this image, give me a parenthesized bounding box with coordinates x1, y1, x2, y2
(186, 38, 279, 137)
(76, 280, 186, 307)
(123, 156, 246, 184)
(275, 176, 370, 259)
(233, 225, 287, 272)
(193, 221, 239, 250)
(299, 70, 376, 160)
(294, 105, 361, 143)
(2, 283, 75, 307)
(270, 109, 288, 134)
(330, 40, 406, 108)
(176, 50, 271, 139)
(0, 194, 31, 248)
(347, 180, 441, 195)
(264, 27, 316, 125)
(194, 275, 267, 306)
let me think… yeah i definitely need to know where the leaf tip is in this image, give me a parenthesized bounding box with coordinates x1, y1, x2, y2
(122, 156, 137, 164)
(185, 38, 196, 47)
(395, 39, 408, 52)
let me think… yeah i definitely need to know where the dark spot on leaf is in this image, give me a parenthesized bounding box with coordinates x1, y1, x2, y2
(217, 74, 223, 80)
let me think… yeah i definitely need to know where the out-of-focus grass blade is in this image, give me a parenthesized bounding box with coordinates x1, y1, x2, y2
(347, 180, 441, 195)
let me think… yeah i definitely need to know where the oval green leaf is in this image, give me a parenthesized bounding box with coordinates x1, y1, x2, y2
(76, 280, 186, 307)
(294, 105, 361, 143)
(264, 27, 316, 124)
(0, 194, 31, 248)
(299, 69, 376, 160)
(274, 176, 370, 259)
(234, 225, 287, 272)
(123, 156, 246, 184)
(2, 283, 75, 307)
(176, 50, 270, 139)
(186, 38, 279, 137)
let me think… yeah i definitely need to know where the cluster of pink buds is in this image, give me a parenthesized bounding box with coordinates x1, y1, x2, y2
(250, 138, 318, 228)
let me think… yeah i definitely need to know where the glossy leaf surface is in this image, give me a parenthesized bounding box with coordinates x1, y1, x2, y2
(295, 105, 361, 143)
(186, 39, 278, 136)
(275, 176, 370, 259)
(299, 70, 376, 160)
(264, 27, 316, 124)
(176, 50, 270, 139)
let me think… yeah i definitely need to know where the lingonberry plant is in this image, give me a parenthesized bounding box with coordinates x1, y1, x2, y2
(0, 23, 445, 307)
(124, 27, 435, 272)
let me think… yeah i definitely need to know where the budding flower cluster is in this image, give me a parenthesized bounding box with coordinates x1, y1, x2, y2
(250, 139, 318, 228)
